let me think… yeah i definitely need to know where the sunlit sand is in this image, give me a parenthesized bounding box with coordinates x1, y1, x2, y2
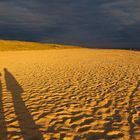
(0, 41, 140, 139)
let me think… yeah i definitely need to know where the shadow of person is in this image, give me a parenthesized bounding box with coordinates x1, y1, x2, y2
(4, 68, 43, 140)
(0, 72, 7, 140)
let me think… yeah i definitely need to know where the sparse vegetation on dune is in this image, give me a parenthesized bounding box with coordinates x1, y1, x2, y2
(0, 40, 80, 51)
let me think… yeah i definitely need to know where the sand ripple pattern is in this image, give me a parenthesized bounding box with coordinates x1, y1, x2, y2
(0, 49, 140, 140)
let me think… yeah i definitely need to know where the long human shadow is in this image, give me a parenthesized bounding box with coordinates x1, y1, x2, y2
(0, 72, 7, 140)
(4, 68, 43, 140)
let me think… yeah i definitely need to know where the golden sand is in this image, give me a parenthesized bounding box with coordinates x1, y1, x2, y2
(0, 46, 140, 139)
(0, 40, 80, 51)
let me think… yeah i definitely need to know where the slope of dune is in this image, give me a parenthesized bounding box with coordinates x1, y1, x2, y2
(0, 40, 80, 51)
(0, 44, 140, 140)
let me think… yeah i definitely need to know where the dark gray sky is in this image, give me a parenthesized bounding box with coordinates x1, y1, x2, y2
(0, 0, 140, 48)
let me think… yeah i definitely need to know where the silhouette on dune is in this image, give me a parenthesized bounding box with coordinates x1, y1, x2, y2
(4, 68, 43, 140)
(0, 72, 7, 140)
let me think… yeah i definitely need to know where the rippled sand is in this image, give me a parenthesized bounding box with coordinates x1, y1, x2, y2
(0, 48, 140, 140)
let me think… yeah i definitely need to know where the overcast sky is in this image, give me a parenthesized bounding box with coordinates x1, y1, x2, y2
(0, 0, 140, 48)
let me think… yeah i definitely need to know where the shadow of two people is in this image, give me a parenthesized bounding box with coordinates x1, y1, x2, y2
(0, 68, 43, 140)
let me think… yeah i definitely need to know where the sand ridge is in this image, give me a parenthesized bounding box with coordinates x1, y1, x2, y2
(0, 48, 140, 139)
(0, 40, 80, 51)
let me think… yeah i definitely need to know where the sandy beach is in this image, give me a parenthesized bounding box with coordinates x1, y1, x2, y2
(0, 48, 140, 140)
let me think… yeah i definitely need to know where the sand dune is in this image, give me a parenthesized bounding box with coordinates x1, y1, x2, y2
(0, 40, 80, 51)
(0, 48, 140, 140)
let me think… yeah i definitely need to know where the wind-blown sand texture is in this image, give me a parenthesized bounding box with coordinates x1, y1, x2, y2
(0, 47, 140, 139)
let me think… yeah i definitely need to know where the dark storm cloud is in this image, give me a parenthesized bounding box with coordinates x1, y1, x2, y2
(0, 0, 140, 48)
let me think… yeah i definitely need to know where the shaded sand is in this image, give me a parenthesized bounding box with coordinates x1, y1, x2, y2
(0, 48, 140, 140)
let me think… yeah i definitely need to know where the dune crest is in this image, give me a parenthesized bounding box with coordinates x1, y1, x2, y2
(0, 40, 80, 51)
